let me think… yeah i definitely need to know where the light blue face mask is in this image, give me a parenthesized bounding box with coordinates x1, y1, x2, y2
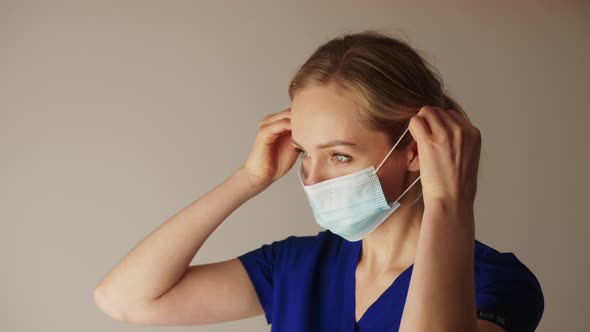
(298, 127, 422, 242)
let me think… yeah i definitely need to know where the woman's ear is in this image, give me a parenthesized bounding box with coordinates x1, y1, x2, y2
(405, 139, 420, 172)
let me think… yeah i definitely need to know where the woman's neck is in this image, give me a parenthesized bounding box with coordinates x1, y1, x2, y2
(358, 199, 423, 275)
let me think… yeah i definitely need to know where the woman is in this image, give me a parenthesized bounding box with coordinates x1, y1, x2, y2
(93, 31, 544, 332)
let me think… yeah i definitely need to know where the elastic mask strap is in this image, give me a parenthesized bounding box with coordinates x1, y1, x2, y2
(374, 127, 411, 174)
(408, 190, 423, 206)
(373, 126, 422, 203)
(393, 175, 421, 203)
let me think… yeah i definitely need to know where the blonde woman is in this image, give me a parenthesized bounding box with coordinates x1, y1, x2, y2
(94, 31, 544, 332)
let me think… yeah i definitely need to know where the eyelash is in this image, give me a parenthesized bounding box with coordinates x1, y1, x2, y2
(293, 147, 352, 164)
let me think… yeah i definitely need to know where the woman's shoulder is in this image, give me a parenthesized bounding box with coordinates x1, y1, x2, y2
(239, 230, 337, 266)
(274, 230, 342, 258)
(473, 239, 545, 331)
(473, 238, 543, 293)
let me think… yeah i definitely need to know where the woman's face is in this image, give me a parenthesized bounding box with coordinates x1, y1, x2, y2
(290, 82, 413, 204)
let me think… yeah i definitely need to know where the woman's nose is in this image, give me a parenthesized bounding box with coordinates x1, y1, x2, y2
(302, 165, 327, 186)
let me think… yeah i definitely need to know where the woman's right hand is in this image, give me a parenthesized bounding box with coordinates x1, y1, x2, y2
(240, 107, 300, 191)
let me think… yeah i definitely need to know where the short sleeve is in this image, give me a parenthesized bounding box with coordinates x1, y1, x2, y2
(475, 255, 545, 332)
(237, 236, 294, 325)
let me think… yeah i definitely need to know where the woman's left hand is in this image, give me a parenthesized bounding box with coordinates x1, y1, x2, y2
(408, 106, 482, 207)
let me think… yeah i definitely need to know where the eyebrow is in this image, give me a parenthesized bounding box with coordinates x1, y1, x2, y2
(291, 139, 357, 150)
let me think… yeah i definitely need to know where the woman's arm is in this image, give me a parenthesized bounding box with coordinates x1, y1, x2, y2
(399, 106, 482, 332)
(93, 167, 266, 321)
(399, 200, 477, 332)
(93, 108, 298, 323)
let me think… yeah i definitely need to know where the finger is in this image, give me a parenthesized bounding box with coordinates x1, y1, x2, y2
(418, 106, 451, 140)
(259, 108, 291, 127)
(408, 114, 430, 145)
(446, 108, 471, 127)
(258, 118, 292, 144)
(435, 107, 461, 134)
(447, 109, 480, 139)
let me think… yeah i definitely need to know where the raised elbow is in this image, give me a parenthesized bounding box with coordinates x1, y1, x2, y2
(93, 286, 129, 322)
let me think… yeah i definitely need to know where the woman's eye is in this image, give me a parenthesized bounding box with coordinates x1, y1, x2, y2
(330, 152, 352, 164)
(293, 147, 352, 164)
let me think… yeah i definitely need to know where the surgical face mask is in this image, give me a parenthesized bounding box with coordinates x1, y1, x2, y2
(297, 127, 421, 242)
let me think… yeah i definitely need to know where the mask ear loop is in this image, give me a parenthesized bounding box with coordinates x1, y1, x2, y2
(373, 126, 411, 175)
(372, 126, 422, 204)
(408, 188, 423, 207)
(393, 175, 421, 203)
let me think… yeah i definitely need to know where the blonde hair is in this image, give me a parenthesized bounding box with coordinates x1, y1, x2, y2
(288, 30, 470, 208)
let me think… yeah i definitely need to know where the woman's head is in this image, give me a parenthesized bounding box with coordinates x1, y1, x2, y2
(289, 30, 469, 209)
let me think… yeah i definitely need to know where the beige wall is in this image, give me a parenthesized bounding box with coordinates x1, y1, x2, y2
(1, 1, 587, 331)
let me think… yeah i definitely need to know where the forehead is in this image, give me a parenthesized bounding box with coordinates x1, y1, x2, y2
(290, 84, 370, 146)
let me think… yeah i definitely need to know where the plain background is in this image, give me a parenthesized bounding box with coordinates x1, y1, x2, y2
(1, 1, 588, 331)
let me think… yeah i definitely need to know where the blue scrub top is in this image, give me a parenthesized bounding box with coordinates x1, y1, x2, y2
(238, 230, 544, 332)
